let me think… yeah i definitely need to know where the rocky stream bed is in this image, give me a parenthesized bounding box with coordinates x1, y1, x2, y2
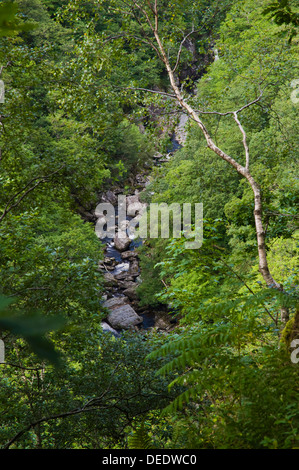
(96, 120, 187, 337)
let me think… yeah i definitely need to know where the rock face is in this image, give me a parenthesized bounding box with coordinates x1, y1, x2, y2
(103, 296, 143, 329)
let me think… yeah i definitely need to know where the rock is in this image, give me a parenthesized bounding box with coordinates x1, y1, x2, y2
(126, 194, 139, 206)
(154, 311, 174, 331)
(101, 321, 120, 338)
(110, 263, 130, 277)
(106, 265, 117, 271)
(129, 260, 139, 275)
(117, 280, 137, 290)
(103, 296, 128, 310)
(101, 190, 118, 205)
(103, 273, 118, 287)
(114, 231, 131, 251)
(135, 175, 145, 184)
(127, 201, 147, 217)
(138, 123, 145, 134)
(126, 194, 147, 217)
(95, 216, 107, 239)
(114, 272, 135, 281)
(155, 318, 170, 330)
(121, 250, 138, 260)
(123, 286, 138, 300)
(153, 152, 163, 159)
(107, 304, 143, 329)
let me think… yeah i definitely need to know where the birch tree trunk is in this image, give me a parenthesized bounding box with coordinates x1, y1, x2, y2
(128, 0, 289, 321)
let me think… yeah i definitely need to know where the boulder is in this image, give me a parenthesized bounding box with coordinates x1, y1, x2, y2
(129, 260, 139, 275)
(101, 190, 118, 205)
(103, 272, 118, 287)
(114, 272, 135, 281)
(114, 231, 131, 251)
(127, 201, 147, 217)
(126, 194, 147, 218)
(121, 250, 138, 260)
(103, 296, 128, 310)
(154, 311, 174, 331)
(106, 265, 116, 271)
(101, 321, 120, 338)
(123, 286, 138, 300)
(117, 280, 136, 290)
(107, 304, 143, 329)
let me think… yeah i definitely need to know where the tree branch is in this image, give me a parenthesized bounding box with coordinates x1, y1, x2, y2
(0, 166, 64, 223)
(113, 84, 176, 98)
(233, 112, 250, 170)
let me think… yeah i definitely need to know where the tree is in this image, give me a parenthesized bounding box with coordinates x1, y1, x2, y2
(83, 0, 295, 321)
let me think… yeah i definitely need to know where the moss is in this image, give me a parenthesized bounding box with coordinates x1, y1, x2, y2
(280, 317, 295, 349)
(280, 308, 299, 349)
(290, 308, 299, 343)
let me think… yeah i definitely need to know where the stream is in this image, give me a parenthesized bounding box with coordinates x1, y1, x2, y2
(96, 121, 185, 337)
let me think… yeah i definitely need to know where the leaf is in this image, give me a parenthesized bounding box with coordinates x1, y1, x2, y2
(0, 295, 65, 366)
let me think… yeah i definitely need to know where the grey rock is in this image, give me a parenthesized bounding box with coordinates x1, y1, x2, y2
(127, 201, 147, 217)
(126, 194, 147, 218)
(117, 280, 136, 290)
(107, 304, 143, 329)
(114, 232, 131, 251)
(114, 272, 135, 281)
(101, 321, 120, 338)
(103, 273, 118, 286)
(129, 260, 139, 275)
(123, 286, 138, 300)
(103, 296, 128, 310)
(101, 190, 118, 205)
(121, 250, 138, 260)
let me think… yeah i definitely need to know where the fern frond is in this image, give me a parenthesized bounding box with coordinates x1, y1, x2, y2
(127, 421, 156, 449)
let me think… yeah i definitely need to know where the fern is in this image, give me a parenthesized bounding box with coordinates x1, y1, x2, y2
(127, 421, 156, 449)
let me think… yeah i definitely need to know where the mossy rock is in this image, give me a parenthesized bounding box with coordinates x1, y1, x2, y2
(280, 308, 299, 349)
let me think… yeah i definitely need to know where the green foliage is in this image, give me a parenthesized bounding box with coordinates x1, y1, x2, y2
(0, 2, 36, 36)
(146, 290, 299, 448)
(0, 295, 64, 365)
(128, 420, 156, 449)
(0, 331, 174, 448)
(262, 0, 299, 42)
(0, 0, 298, 450)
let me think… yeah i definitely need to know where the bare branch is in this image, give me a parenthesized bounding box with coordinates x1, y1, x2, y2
(113, 84, 176, 98)
(172, 29, 198, 73)
(233, 112, 250, 170)
(131, 0, 155, 32)
(196, 92, 264, 117)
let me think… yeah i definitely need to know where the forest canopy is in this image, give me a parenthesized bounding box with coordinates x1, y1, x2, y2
(0, 0, 298, 450)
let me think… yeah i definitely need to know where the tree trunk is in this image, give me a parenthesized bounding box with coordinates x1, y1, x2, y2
(152, 18, 289, 322)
